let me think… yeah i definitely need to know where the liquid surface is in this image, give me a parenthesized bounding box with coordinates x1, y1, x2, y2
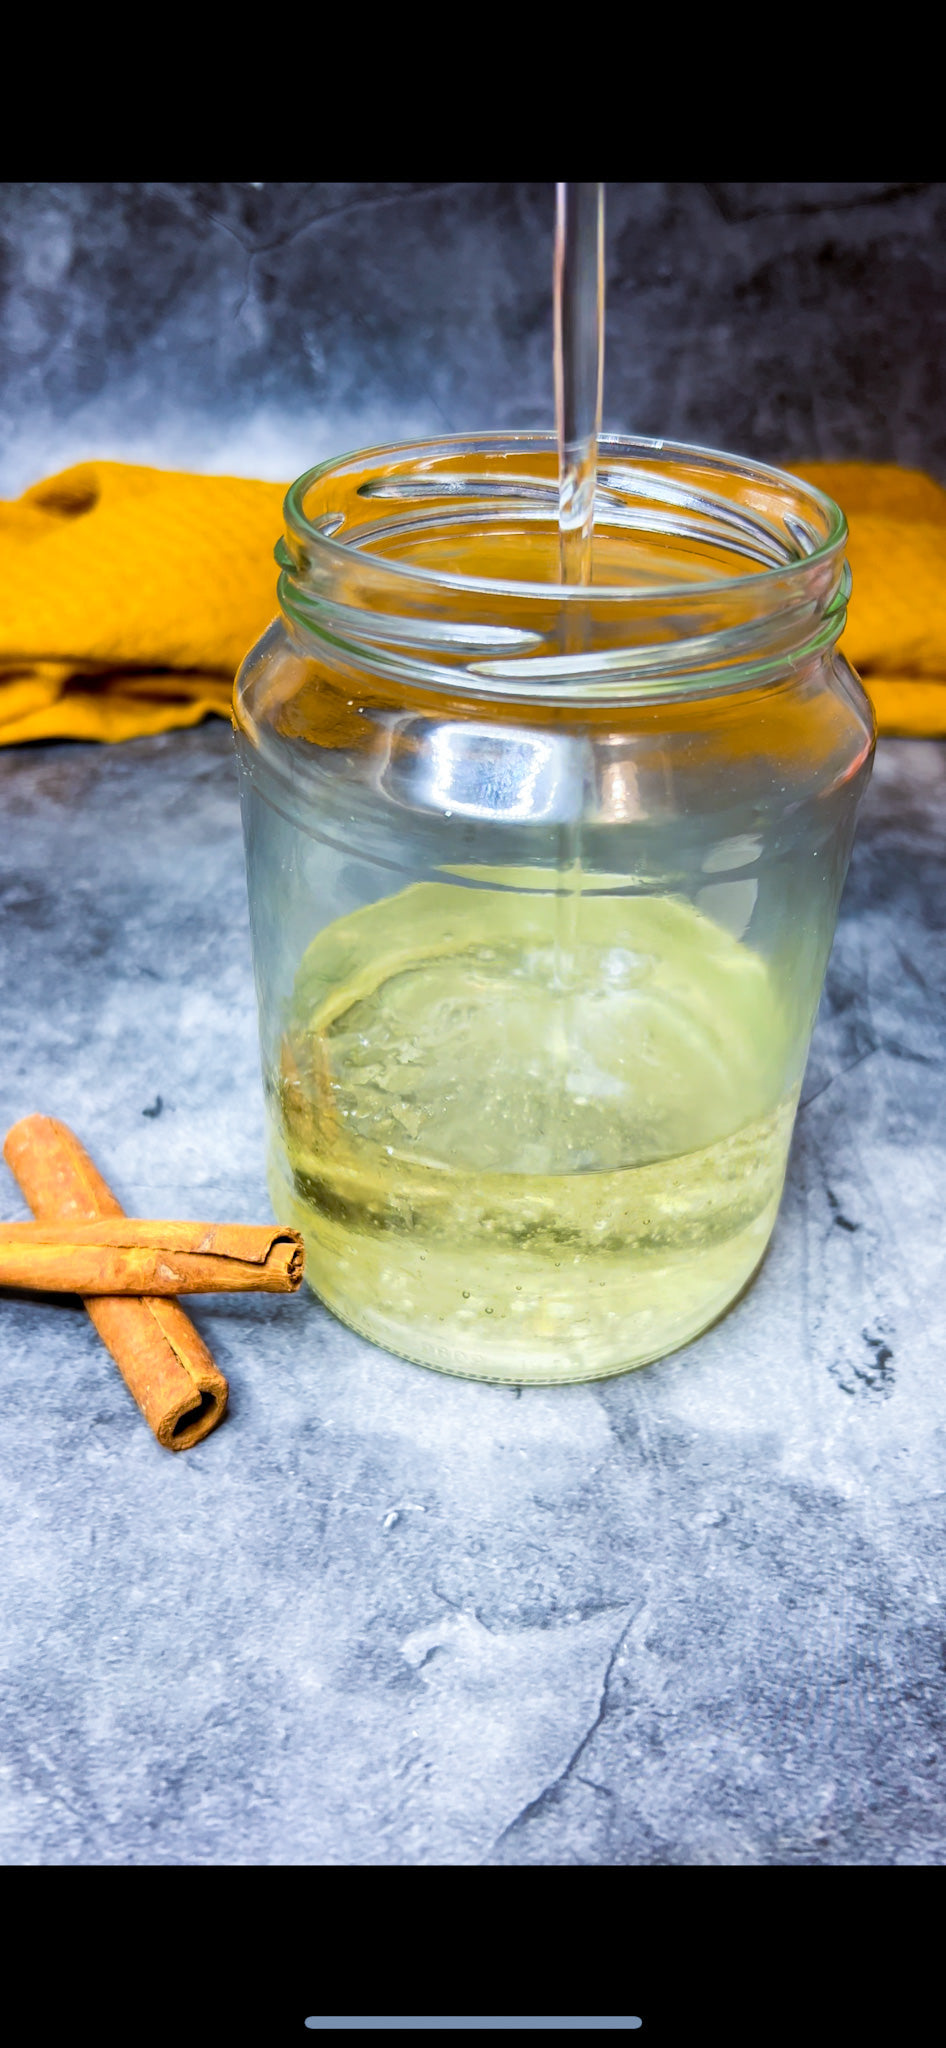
(269, 879, 798, 1382)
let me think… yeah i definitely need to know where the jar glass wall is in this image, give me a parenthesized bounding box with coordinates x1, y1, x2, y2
(233, 433, 874, 1384)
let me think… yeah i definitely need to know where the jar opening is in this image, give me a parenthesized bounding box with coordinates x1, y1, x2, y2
(241, 432, 850, 715)
(286, 431, 845, 603)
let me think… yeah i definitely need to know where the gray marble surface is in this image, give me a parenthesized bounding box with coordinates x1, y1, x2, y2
(0, 724, 944, 1867)
(3, 183, 946, 495)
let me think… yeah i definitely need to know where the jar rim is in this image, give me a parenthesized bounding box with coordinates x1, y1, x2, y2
(283, 429, 847, 605)
(253, 429, 853, 711)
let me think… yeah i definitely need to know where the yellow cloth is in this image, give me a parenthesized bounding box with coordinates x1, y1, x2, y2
(1, 456, 945, 743)
(0, 462, 285, 744)
(797, 462, 946, 737)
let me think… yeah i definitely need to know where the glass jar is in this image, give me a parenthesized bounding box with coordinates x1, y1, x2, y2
(233, 433, 874, 1385)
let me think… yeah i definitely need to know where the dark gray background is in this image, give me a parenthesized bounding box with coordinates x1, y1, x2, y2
(1, 181, 944, 493)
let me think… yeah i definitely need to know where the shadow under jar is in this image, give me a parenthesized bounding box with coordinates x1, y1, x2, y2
(233, 433, 874, 1385)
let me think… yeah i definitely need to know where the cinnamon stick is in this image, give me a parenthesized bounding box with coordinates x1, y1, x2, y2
(0, 1219, 304, 1294)
(3, 1115, 230, 1451)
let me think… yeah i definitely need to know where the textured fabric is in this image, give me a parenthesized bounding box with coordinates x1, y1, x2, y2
(0, 461, 285, 744)
(1, 457, 945, 743)
(798, 462, 946, 737)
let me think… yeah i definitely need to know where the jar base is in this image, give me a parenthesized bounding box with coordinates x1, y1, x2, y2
(281, 1189, 778, 1386)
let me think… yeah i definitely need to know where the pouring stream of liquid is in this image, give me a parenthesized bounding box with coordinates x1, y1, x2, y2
(552, 183, 604, 1010)
(554, 181, 605, 589)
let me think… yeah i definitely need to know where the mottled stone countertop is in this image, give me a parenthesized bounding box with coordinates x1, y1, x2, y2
(0, 725, 943, 1866)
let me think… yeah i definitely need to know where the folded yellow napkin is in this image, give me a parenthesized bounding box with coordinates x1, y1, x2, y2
(0, 462, 285, 745)
(1, 457, 944, 744)
(797, 462, 946, 738)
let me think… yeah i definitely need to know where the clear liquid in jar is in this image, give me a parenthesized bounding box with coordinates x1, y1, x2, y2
(268, 877, 798, 1382)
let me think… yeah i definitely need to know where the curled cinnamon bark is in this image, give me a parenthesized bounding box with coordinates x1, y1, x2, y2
(3, 1115, 231, 1451)
(0, 1218, 304, 1294)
